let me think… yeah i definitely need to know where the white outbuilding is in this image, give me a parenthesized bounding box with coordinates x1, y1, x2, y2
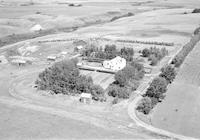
(30, 24, 44, 32)
(80, 93, 92, 104)
(103, 56, 126, 71)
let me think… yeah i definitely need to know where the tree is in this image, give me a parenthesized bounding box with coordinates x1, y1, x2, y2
(137, 97, 152, 114)
(35, 59, 105, 101)
(108, 84, 130, 99)
(114, 70, 128, 86)
(142, 48, 150, 57)
(114, 64, 144, 86)
(104, 44, 117, 59)
(160, 65, 176, 84)
(120, 47, 134, 61)
(90, 85, 105, 101)
(130, 60, 145, 79)
(149, 54, 158, 66)
(145, 77, 167, 101)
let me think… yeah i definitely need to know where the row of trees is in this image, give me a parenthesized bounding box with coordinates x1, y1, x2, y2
(82, 44, 134, 61)
(172, 31, 200, 67)
(138, 26, 200, 114)
(116, 39, 174, 46)
(108, 61, 145, 101)
(141, 47, 168, 66)
(35, 59, 105, 101)
(137, 65, 176, 114)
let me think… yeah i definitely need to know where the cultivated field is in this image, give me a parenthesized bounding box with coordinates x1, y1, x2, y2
(152, 42, 200, 138)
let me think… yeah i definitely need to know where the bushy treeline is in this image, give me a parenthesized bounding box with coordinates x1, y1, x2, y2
(141, 47, 168, 66)
(172, 32, 200, 67)
(116, 39, 174, 46)
(35, 59, 105, 101)
(82, 44, 134, 61)
(137, 65, 176, 114)
(108, 61, 145, 101)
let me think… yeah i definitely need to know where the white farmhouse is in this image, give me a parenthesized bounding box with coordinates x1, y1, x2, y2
(103, 56, 126, 71)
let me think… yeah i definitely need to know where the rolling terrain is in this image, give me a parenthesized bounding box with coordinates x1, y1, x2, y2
(0, 0, 200, 139)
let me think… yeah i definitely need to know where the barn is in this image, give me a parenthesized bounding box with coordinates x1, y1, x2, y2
(103, 56, 126, 71)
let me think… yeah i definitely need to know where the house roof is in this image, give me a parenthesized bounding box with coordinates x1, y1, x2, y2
(80, 93, 92, 98)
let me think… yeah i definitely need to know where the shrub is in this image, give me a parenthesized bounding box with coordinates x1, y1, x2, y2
(142, 48, 150, 57)
(137, 97, 152, 114)
(149, 54, 158, 66)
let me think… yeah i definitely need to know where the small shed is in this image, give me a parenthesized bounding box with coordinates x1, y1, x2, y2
(80, 93, 92, 104)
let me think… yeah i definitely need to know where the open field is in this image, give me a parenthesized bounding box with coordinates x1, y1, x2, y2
(0, 102, 137, 140)
(152, 41, 200, 138)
